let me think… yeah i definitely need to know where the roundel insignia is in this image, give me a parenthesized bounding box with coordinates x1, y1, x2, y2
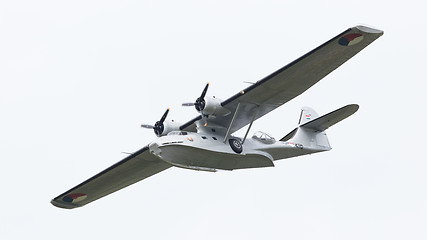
(63, 193, 87, 203)
(339, 33, 364, 46)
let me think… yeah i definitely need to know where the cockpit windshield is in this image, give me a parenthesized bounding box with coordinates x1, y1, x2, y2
(252, 131, 276, 144)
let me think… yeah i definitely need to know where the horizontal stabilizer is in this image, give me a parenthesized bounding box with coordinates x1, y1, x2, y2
(280, 128, 297, 142)
(300, 104, 359, 131)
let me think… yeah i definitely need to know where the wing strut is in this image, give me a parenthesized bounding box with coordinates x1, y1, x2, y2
(242, 106, 260, 144)
(223, 102, 242, 143)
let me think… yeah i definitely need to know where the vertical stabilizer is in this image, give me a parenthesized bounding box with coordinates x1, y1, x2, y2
(298, 107, 319, 125)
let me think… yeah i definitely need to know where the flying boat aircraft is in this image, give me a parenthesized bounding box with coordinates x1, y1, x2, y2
(51, 25, 383, 209)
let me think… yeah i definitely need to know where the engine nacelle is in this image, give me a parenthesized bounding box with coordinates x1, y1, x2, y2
(157, 120, 181, 137)
(200, 96, 231, 117)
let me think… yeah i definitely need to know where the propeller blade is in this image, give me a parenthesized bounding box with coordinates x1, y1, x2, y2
(141, 108, 170, 137)
(182, 103, 195, 106)
(200, 82, 209, 99)
(159, 108, 170, 123)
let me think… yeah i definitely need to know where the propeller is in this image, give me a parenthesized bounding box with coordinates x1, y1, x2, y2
(182, 83, 209, 112)
(141, 108, 170, 136)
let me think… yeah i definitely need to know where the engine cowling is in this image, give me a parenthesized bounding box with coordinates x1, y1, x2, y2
(156, 120, 181, 137)
(199, 96, 230, 117)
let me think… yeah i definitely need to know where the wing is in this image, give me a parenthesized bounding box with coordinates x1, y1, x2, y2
(181, 26, 383, 134)
(51, 146, 171, 209)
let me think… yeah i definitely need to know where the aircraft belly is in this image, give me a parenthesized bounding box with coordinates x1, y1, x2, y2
(150, 143, 274, 171)
(261, 144, 328, 161)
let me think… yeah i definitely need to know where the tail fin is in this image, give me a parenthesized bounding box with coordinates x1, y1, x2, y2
(298, 106, 319, 125)
(281, 104, 359, 149)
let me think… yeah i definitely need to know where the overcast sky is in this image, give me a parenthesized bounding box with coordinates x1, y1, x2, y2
(1, 0, 426, 239)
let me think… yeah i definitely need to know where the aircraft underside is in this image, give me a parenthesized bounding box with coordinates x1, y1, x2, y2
(148, 132, 328, 171)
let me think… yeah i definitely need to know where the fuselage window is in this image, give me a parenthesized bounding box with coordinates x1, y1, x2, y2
(212, 137, 217, 140)
(202, 136, 207, 139)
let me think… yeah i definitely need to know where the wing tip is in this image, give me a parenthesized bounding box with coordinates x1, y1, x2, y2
(50, 199, 80, 209)
(346, 103, 360, 114)
(355, 25, 384, 35)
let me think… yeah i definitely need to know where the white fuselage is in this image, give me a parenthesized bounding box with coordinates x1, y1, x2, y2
(148, 131, 329, 171)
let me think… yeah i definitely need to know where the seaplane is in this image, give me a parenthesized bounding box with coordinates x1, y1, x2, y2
(51, 25, 383, 209)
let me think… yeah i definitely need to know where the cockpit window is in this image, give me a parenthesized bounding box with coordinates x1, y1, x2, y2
(252, 131, 276, 144)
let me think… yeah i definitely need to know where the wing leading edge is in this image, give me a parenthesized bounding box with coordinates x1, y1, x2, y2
(51, 146, 171, 209)
(183, 26, 383, 134)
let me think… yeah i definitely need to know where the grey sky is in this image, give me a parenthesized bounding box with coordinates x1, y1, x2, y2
(1, 0, 426, 239)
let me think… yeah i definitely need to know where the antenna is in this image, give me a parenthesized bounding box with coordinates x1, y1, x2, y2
(243, 81, 255, 85)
